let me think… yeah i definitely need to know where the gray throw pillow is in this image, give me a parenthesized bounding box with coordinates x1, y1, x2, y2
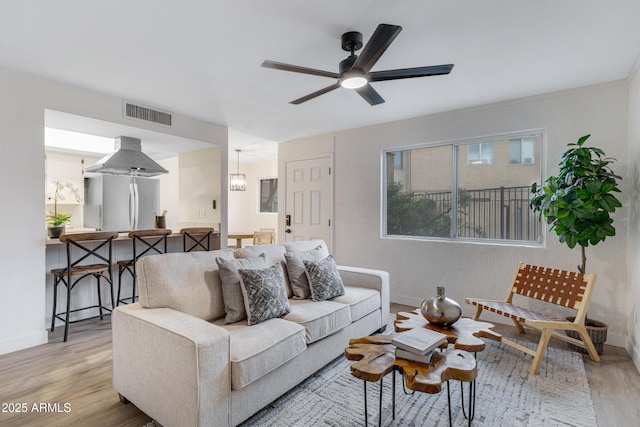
(216, 254, 267, 323)
(239, 264, 291, 325)
(284, 245, 329, 299)
(303, 255, 345, 302)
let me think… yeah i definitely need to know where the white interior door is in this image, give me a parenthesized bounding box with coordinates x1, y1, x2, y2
(285, 156, 333, 249)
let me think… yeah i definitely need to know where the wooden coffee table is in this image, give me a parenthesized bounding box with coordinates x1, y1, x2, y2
(395, 308, 502, 351)
(345, 334, 477, 427)
(394, 309, 502, 422)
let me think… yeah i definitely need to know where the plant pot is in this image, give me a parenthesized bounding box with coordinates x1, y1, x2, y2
(47, 225, 65, 239)
(565, 316, 608, 355)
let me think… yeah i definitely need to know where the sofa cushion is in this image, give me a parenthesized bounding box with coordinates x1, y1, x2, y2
(283, 239, 329, 254)
(137, 250, 235, 321)
(285, 245, 329, 300)
(217, 254, 267, 324)
(303, 255, 345, 301)
(284, 299, 351, 343)
(214, 317, 306, 390)
(332, 286, 381, 322)
(239, 265, 291, 326)
(234, 244, 293, 298)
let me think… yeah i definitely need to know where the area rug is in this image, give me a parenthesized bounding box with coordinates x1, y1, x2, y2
(241, 336, 597, 426)
(145, 321, 598, 427)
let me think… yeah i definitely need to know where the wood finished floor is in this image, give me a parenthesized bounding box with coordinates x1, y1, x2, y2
(0, 304, 638, 427)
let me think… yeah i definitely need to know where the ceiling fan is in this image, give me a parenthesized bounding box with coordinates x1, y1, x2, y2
(261, 24, 454, 106)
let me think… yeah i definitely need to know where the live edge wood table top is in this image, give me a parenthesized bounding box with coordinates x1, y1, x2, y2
(345, 335, 477, 394)
(394, 309, 502, 353)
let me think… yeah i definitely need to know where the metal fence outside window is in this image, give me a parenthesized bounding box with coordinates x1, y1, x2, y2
(412, 185, 541, 241)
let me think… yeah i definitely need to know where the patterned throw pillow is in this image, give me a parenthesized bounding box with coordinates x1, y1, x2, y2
(284, 245, 329, 299)
(216, 254, 267, 324)
(239, 264, 291, 325)
(303, 255, 345, 302)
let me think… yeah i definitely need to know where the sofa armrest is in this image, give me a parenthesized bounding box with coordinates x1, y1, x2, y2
(112, 303, 230, 427)
(337, 266, 390, 325)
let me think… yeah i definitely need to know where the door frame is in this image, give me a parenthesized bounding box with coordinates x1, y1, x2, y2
(281, 153, 334, 252)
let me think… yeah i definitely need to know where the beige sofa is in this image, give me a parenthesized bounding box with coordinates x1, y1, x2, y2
(112, 240, 389, 427)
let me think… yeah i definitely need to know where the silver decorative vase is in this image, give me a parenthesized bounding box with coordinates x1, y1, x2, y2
(420, 286, 462, 328)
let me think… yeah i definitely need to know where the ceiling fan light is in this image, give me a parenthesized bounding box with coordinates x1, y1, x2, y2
(340, 70, 368, 89)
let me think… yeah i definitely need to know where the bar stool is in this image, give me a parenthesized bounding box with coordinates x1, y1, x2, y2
(116, 229, 172, 306)
(50, 231, 119, 342)
(180, 227, 215, 252)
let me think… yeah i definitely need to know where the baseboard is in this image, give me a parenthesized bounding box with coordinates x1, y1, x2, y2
(0, 330, 47, 356)
(390, 294, 422, 308)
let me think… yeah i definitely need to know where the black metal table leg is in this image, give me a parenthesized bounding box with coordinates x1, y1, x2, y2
(446, 380, 452, 427)
(392, 370, 396, 420)
(378, 377, 383, 427)
(364, 381, 368, 426)
(460, 352, 477, 422)
(468, 379, 473, 427)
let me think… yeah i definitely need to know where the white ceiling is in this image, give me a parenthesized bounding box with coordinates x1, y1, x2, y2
(4, 1, 640, 161)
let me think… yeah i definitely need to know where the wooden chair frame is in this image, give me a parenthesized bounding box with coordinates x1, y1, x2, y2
(252, 230, 274, 245)
(466, 262, 600, 375)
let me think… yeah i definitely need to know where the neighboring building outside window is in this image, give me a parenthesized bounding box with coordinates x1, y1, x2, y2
(383, 131, 544, 245)
(392, 151, 404, 169)
(467, 142, 493, 165)
(509, 138, 536, 164)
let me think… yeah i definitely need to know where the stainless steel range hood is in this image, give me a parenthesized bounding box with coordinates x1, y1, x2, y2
(85, 136, 168, 177)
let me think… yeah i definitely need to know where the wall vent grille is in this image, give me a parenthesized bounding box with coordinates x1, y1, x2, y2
(123, 101, 172, 126)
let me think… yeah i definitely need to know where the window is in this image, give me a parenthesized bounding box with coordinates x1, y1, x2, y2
(467, 142, 493, 165)
(383, 131, 544, 244)
(259, 178, 278, 213)
(509, 138, 536, 164)
(392, 151, 404, 169)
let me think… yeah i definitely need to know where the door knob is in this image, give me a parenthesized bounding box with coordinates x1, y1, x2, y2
(285, 229, 292, 234)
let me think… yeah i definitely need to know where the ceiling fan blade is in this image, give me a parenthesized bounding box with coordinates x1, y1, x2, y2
(355, 84, 385, 106)
(352, 24, 402, 73)
(262, 60, 340, 79)
(290, 83, 341, 104)
(369, 64, 454, 82)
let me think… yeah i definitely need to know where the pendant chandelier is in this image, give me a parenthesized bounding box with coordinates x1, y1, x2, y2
(230, 149, 246, 191)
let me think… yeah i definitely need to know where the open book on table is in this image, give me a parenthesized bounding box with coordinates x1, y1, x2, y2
(391, 327, 447, 355)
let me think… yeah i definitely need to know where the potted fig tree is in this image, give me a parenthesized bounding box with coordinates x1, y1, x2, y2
(530, 134, 622, 354)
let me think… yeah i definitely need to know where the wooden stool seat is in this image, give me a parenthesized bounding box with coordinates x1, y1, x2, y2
(116, 259, 134, 268)
(51, 263, 111, 276)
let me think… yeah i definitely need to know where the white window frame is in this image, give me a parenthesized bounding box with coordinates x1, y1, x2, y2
(381, 129, 546, 247)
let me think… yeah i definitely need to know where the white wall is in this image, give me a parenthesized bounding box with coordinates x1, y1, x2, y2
(627, 56, 640, 369)
(44, 151, 101, 229)
(178, 147, 222, 230)
(0, 65, 228, 355)
(228, 160, 278, 243)
(157, 156, 180, 230)
(280, 81, 630, 347)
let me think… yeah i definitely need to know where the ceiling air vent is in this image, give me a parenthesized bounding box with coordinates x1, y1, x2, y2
(123, 101, 172, 126)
